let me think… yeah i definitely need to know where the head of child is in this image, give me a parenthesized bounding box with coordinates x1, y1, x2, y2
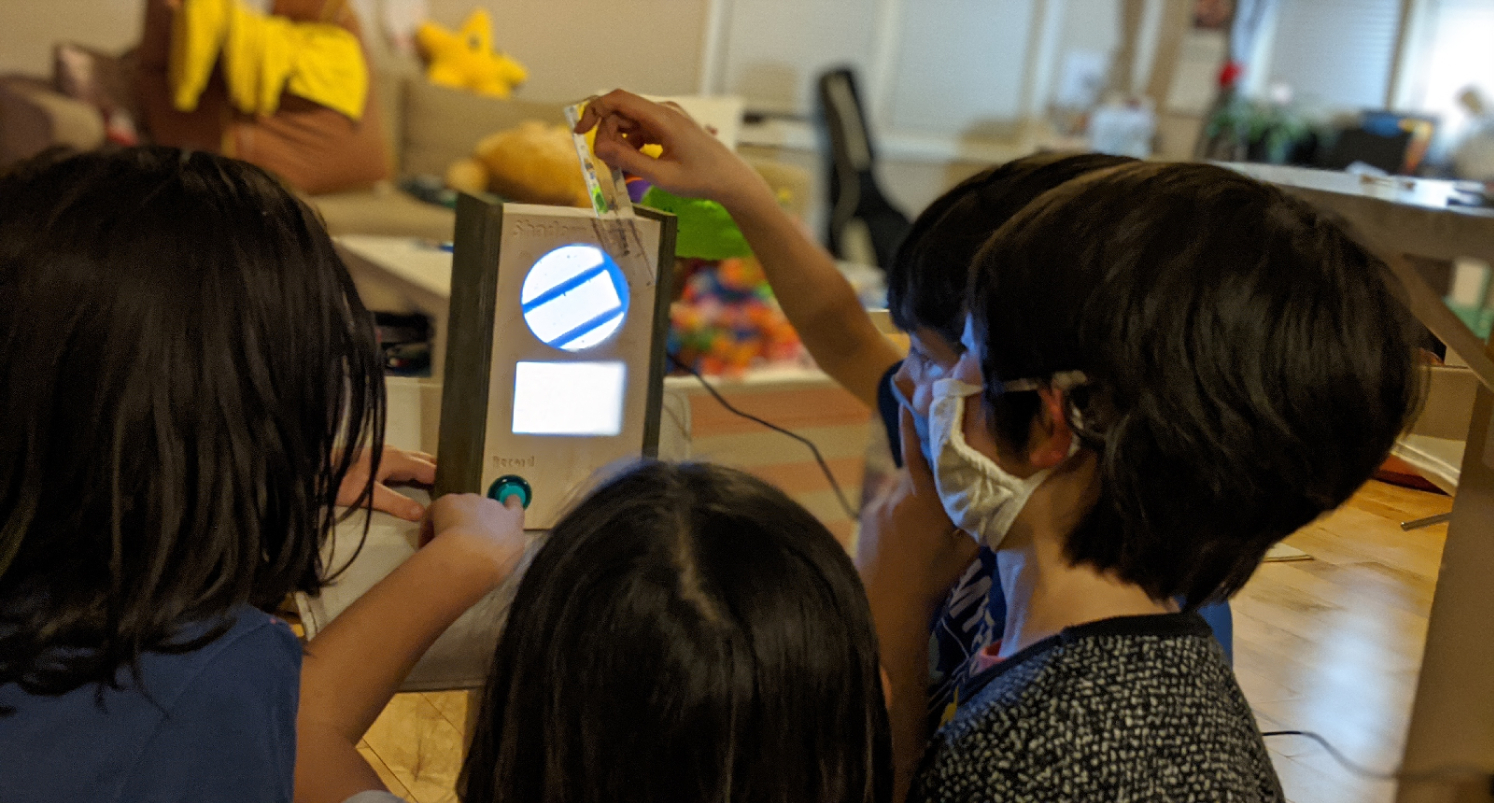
(0, 147, 384, 694)
(461, 460, 891, 803)
(955, 161, 1421, 605)
(886, 153, 1135, 434)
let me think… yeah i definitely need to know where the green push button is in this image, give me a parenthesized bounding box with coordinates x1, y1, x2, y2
(487, 475, 532, 509)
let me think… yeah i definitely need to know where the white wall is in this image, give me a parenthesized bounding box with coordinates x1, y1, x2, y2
(885, 0, 1039, 137)
(711, 0, 883, 115)
(0, 0, 1148, 138)
(423, 0, 709, 102)
(0, 0, 707, 104)
(1057, 0, 1122, 68)
(0, 0, 143, 74)
(714, 0, 1164, 150)
(1262, 0, 1401, 111)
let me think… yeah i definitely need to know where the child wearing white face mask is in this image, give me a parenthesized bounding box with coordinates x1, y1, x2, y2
(571, 93, 1234, 740)
(860, 162, 1422, 802)
(923, 369, 1086, 543)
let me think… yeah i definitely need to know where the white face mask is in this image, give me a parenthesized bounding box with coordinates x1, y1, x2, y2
(927, 375, 1085, 549)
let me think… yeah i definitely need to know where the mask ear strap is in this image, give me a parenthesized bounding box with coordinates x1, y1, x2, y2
(1001, 371, 1096, 445)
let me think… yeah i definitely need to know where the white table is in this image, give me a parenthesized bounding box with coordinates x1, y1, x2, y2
(337, 235, 455, 379)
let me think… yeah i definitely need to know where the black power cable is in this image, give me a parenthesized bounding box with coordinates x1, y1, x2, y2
(668, 354, 859, 521)
(1262, 730, 1492, 788)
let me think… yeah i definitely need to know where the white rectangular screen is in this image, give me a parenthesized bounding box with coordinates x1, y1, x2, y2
(511, 361, 627, 436)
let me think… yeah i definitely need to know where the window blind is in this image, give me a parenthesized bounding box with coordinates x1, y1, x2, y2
(1265, 0, 1402, 111)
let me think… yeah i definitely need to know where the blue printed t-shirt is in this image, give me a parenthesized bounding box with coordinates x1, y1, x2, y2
(0, 606, 301, 803)
(877, 363, 1006, 730)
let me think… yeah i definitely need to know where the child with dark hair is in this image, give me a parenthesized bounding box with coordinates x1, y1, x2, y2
(572, 91, 1232, 732)
(861, 161, 1422, 800)
(298, 461, 893, 803)
(0, 147, 486, 802)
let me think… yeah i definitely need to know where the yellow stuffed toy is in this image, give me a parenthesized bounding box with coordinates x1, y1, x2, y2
(416, 9, 527, 99)
(445, 121, 589, 208)
(170, 0, 369, 120)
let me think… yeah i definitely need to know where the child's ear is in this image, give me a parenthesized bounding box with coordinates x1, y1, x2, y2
(1026, 387, 1073, 469)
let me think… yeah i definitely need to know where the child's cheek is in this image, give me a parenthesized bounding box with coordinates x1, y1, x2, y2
(952, 352, 984, 386)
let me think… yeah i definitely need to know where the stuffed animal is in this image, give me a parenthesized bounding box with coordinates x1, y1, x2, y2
(138, 0, 390, 195)
(416, 9, 527, 98)
(170, 0, 369, 120)
(444, 120, 589, 207)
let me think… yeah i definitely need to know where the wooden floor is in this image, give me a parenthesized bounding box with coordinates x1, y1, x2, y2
(356, 480, 1455, 803)
(1237, 480, 1453, 803)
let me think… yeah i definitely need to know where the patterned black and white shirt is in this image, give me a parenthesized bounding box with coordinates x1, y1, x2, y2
(911, 613, 1284, 803)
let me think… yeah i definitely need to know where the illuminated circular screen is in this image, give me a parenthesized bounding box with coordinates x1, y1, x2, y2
(520, 244, 630, 352)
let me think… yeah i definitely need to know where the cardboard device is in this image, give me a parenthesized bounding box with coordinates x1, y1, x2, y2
(435, 196, 677, 526)
(298, 196, 676, 691)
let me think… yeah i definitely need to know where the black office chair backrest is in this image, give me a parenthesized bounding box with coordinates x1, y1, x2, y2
(817, 67, 910, 271)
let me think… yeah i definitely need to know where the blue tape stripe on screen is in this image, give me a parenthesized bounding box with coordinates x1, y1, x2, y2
(521, 244, 633, 352)
(521, 264, 611, 313)
(549, 307, 627, 350)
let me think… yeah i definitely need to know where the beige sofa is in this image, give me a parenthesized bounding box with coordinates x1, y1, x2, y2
(0, 61, 530, 241)
(323, 65, 810, 240)
(314, 65, 573, 241)
(0, 75, 112, 163)
(0, 44, 808, 244)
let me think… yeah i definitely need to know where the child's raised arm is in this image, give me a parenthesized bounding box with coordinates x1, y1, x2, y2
(576, 90, 903, 409)
(294, 494, 527, 803)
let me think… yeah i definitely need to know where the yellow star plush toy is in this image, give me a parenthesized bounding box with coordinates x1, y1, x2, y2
(416, 9, 528, 99)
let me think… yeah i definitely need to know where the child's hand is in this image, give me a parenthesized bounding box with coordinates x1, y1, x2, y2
(857, 408, 978, 609)
(574, 89, 773, 211)
(336, 446, 438, 522)
(421, 493, 527, 588)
